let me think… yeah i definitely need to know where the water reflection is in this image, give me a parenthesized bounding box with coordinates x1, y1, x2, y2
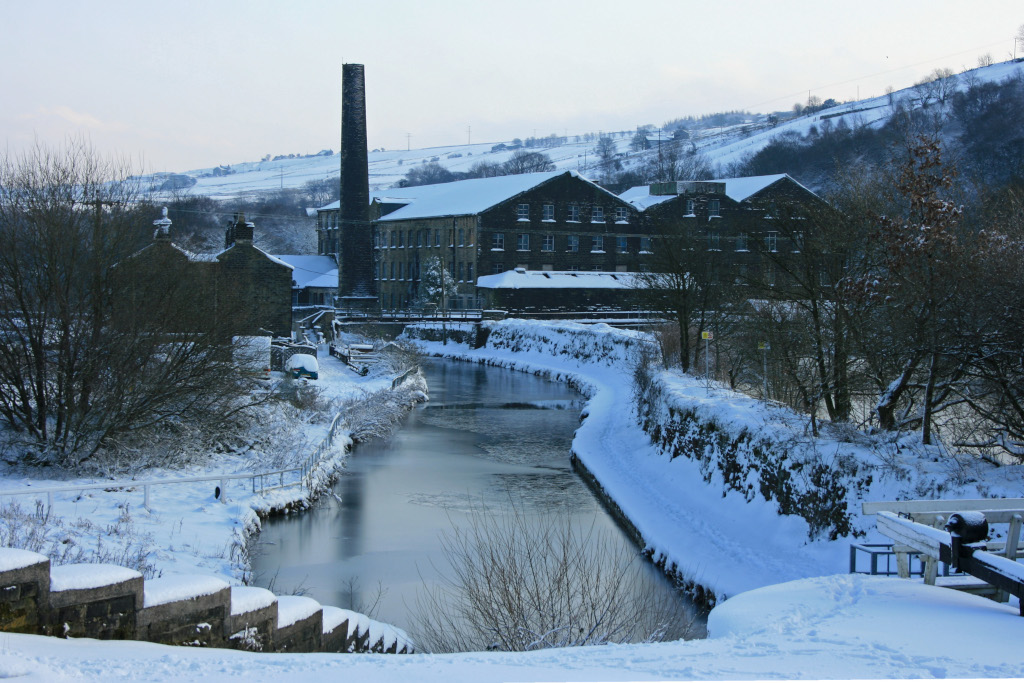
(250, 358, 704, 639)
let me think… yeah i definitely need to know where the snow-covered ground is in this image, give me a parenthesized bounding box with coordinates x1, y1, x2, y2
(0, 349, 408, 583)
(3, 319, 1024, 679)
(139, 60, 1024, 201)
(3, 573, 1023, 681)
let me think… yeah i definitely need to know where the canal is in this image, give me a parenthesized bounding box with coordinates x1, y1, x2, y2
(250, 358, 705, 648)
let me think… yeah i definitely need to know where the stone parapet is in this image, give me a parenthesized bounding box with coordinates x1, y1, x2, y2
(0, 548, 413, 654)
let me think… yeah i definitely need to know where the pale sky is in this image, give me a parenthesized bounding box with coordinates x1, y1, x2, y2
(1, 0, 1020, 172)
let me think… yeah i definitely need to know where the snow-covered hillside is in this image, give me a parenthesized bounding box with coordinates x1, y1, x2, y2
(141, 60, 1024, 201)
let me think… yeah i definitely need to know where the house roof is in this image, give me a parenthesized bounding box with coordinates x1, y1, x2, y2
(620, 174, 813, 210)
(272, 254, 337, 289)
(317, 170, 627, 222)
(476, 269, 640, 290)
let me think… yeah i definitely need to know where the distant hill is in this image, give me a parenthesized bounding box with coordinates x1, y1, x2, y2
(140, 59, 1024, 203)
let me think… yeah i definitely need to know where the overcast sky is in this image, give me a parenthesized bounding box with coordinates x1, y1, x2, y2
(2, 0, 1020, 173)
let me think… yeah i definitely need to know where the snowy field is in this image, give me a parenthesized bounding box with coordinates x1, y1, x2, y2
(138, 60, 1024, 201)
(3, 320, 1024, 679)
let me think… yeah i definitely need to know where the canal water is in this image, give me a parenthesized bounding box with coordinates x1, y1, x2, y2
(250, 358, 704, 643)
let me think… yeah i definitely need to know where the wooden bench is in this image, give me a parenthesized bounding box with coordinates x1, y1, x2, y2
(863, 499, 1024, 603)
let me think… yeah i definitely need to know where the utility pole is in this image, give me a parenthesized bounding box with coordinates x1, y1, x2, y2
(406, 133, 411, 151)
(467, 125, 471, 145)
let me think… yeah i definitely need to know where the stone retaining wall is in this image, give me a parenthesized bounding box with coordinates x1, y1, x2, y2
(0, 549, 412, 654)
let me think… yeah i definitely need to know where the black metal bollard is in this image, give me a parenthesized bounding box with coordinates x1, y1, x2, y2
(945, 512, 989, 572)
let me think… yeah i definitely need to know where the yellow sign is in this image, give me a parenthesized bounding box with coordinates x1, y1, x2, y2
(702, 331, 713, 340)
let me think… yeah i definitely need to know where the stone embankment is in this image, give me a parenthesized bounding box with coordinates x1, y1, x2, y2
(0, 547, 413, 654)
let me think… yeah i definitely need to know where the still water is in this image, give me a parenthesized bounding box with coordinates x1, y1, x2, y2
(250, 359, 703, 639)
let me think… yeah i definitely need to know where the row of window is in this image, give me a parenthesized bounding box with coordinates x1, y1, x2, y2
(491, 233, 651, 254)
(704, 231, 790, 252)
(375, 261, 475, 283)
(682, 198, 721, 217)
(517, 203, 629, 223)
(374, 228, 476, 249)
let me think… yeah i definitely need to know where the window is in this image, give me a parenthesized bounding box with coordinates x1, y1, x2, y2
(517, 233, 529, 251)
(709, 199, 720, 217)
(567, 235, 579, 252)
(592, 235, 604, 252)
(765, 231, 778, 253)
(615, 265, 628, 272)
(389, 262, 395, 279)
(736, 233, 748, 251)
(542, 234, 554, 252)
(458, 228, 464, 246)
(542, 204, 555, 221)
(468, 229, 474, 246)
(492, 232, 505, 250)
(640, 236, 652, 253)
(793, 232, 804, 253)
(517, 203, 530, 220)
(568, 204, 580, 222)
(434, 229, 441, 247)
(615, 206, 628, 222)
(542, 263, 554, 271)
(466, 263, 473, 282)
(389, 231, 395, 248)
(398, 231, 404, 248)
(685, 199, 695, 215)
(458, 263, 464, 282)
(765, 264, 776, 286)
(707, 230, 720, 250)
(617, 236, 628, 253)
(493, 263, 505, 274)
(417, 230, 423, 247)
(591, 206, 604, 223)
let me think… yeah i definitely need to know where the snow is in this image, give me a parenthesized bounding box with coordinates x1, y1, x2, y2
(0, 548, 47, 572)
(476, 269, 638, 290)
(230, 586, 276, 616)
(143, 574, 229, 608)
(372, 170, 576, 221)
(5, 574, 1024, 681)
(320, 605, 353, 633)
(271, 255, 338, 290)
(284, 353, 318, 374)
(276, 595, 321, 628)
(49, 564, 141, 592)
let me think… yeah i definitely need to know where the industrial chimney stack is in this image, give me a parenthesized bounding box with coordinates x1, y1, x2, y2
(337, 63, 377, 310)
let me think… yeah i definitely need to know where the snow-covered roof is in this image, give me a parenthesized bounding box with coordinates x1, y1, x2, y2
(317, 170, 625, 222)
(273, 254, 337, 289)
(620, 174, 816, 210)
(476, 269, 640, 290)
(376, 170, 574, 221)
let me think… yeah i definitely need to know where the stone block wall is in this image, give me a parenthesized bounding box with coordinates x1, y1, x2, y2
(0, 548, 413, 655)
(0, 550, 49, 634)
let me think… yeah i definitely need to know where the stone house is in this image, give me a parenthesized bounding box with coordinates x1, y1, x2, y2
(122, 210, 293, 338)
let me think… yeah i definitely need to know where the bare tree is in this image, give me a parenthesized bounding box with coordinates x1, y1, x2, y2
(412, 497, 695, 653)
(501, 150, 555, 175)
(0, 140, 267, 466)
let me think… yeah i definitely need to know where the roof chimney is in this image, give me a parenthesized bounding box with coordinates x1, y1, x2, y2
(227, 212, 254, 246)
(153, 206, 172, 240)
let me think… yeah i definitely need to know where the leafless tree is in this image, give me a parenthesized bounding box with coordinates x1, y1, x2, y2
(411, 496, 696, 653)
(0, 140, 268, 466)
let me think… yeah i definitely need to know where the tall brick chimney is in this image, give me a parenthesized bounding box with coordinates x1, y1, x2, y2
(337, 63, 377, 309)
